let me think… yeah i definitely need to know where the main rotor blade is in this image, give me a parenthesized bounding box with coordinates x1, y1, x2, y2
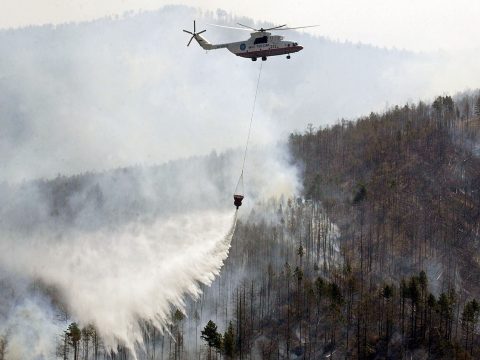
(237, 23, 257, 31)
(197, 29, 206, 35)
(183, 29, 193, 35)
(194, 20, 196, 33)
(187, 36, 194, 47)
(208, 24, 251, 31)
(263, 24, 287, 31)
(276, 25, 320, 30)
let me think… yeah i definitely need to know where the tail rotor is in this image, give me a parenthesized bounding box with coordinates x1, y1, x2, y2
(183, 20, 206, 47)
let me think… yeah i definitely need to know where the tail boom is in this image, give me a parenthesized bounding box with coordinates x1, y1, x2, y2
(194, 34, 228, 50)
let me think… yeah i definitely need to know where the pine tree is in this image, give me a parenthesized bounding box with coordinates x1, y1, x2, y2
(201, 320, 221, 360)
(461, 299, 479, 354)
(408, 276, 420, 341)
(0, 336, 6, 360)
(223, 321, 235, 358)
(382, 284, 393, 341)
(66, 322, 81, 360)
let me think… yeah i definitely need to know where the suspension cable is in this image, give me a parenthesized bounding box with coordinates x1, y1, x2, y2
(240, 61, 263, 179)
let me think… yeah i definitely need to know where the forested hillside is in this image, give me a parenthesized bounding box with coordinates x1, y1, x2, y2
(289, 91, 480, 358)
(100, 91, 480, 359)
(170, 92, 480, 359)
(2, 93, 480, 360)
(290, 92, 480, 295)
(176, 92, 480, 359)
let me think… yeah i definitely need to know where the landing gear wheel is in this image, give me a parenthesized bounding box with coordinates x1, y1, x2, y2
(261, 56, 267, 61)
(251, 57, 257, 61)
(286, 55, 291, 59)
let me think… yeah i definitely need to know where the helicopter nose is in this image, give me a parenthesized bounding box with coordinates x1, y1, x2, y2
(298, 45, 304, 51)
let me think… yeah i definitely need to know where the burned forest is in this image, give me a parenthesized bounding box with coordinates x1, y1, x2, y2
(14, 92, 478, 360)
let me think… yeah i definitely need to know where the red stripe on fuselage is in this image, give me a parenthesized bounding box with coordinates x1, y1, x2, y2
(236, 46, 303, 58)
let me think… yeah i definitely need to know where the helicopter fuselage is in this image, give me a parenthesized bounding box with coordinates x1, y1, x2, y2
(195, 31, 303, 60)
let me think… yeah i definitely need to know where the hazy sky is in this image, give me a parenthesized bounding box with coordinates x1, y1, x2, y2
(2, 0, 479, 52)
(1, 4, 478, 183)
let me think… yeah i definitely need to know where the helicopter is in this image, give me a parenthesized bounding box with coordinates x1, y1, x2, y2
(183, 21, 318, 61)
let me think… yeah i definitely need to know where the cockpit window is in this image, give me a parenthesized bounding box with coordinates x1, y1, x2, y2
(254, 36, 268, 45)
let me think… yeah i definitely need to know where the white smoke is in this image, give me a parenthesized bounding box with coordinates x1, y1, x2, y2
(1, 210, 237, 353)
(0, 294, 63, 360)
(2, 7, 479, 184)
(0, 145, 299, 358)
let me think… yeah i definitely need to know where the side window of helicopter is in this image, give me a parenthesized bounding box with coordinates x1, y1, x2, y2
(254, 36, 268, 45)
